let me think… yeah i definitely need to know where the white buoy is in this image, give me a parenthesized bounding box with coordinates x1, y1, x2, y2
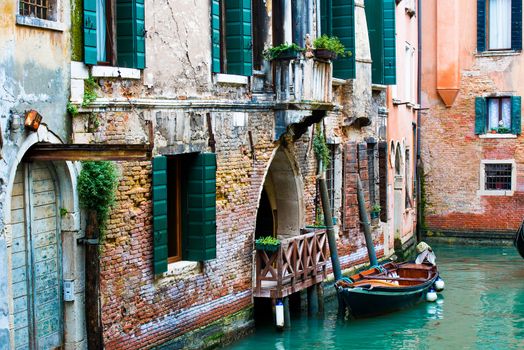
(434, 278, 445, 292)
(275, 299, 284, 327)
(426, 289, 437, 302)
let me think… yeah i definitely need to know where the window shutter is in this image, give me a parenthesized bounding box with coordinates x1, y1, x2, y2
(477, 0, 486, 52)
(212, 0, 221, 73)
(225, 0, 253, 76)
(332, 0, 356, 79)
(320, 0, 331, 36)
(475, 97, 487, 135)
(512, 96, 522, 134)
(83, 0, 97, 65)
(152, 156, 168, 275)
(116, 0, 146, 69)
(366, 0, 384, 84)
(378, 141, 388, 222)
(383, 0, 397, 85)
(512, 0, 523, 50)
(184, 153, 217, 261)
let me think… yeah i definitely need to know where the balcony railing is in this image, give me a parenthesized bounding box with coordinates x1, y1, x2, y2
(254, 229, 328, 299)
(273, 58, 333, 104)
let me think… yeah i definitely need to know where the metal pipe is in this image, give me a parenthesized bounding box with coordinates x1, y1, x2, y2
(357, 175, 378, 266)
(415, 0, 423, 242)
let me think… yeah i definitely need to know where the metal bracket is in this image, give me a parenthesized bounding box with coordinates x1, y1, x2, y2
(77, 237, 99, 245)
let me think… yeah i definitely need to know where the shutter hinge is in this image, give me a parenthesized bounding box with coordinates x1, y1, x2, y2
(77, 237, 100, 245)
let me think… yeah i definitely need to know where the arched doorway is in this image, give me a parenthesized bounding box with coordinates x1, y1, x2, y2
(255, 147, 304, 240)
(393, 143, 404, 241)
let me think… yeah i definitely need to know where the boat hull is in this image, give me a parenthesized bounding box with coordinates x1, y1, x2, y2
(514, 221, 524, 259)
(339, 277, 437, 318)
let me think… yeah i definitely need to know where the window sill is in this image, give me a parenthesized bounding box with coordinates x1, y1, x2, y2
(479, 133, 517, 139)
(16, 15, 65, 32)
(164, 260, 201, 277)
(332, 78, 348, 86)
(371, 84, 387, 91)
(476, 50, 520, 58)
(478, 190, 514, 196)
(214, 73, 249, 85)
(91, 66, 141, 79)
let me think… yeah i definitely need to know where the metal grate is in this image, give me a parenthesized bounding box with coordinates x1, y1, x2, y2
(19, 0, 48, 20)
(485, 163, 512, 190)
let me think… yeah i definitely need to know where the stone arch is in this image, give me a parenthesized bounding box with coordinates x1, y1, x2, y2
(3, 125, 84, 348)
(255, 145, 305, 240)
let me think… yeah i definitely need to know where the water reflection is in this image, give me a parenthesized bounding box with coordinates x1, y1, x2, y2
(226, 244, 524, 349)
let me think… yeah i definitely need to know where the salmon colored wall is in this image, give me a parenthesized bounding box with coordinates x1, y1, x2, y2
(421, 0, 524, 233)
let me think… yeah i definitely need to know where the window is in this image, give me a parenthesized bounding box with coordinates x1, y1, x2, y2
(488, 97, 512, 131)
(378, 141, 388, 221)
(475, 96, 521, 135)
(211, 0, 253, 76)
(19, 0, 54, 20)
(365, 0, 397, 85)
(84, 0, 145, 69)
(320, 0, 356, 79)
(367, 142, 377, 206)
(488, 0, 512, 50)
(404, 43, 415, 102)
(326, 145, 336, 217)
(152, 154, 217, 274)
(480, 160, 516, 195)
(477, 0, 522, 52)
(405, 148, 412, 208)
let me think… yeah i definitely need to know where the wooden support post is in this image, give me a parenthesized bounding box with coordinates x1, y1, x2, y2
(317, 283, 324, 315)
(85, 211, 103, 349)
(307, 285, 319, 317)
(283, 297, 291, 328)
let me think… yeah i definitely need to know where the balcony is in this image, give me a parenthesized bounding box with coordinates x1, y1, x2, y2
(273, 58, 333, 106)
(254, 229, 328, 299)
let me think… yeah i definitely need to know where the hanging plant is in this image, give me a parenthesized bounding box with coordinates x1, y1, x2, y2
(313, 123, 331, 171)
(77, 161, 119, 231)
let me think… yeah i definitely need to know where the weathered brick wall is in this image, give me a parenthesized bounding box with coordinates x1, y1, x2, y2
(422, 69, 524, 233)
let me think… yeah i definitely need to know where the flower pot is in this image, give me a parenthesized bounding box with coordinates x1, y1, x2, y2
(273, 48, 302, 61)
(255, 242, 281, 252)
(314, 48, 337, 60)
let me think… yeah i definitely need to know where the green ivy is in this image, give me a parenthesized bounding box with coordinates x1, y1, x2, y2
(66, 101, 79, 117)
(82, 76, 98, 107)
(263, 43, 303, 60)
(77, 161, 118, 231)
(313, 123, 331, 171)
(255, 236, 281, 246)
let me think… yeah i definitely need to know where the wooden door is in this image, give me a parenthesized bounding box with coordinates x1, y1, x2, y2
(10, 162, 63, 349)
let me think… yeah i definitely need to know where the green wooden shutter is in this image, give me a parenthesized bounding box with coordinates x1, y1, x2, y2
(212, 0, 221, 73)
(511, 96, 522, 134)
(366, 0, 384, 84)
(152, 156, 168, 274)
(320, 0, 331, 36)
(184, 153, 217, 261)
(225, 0, 253, 76)
(83, 0, 97, 65)
(383, 0, 396, 85)
(475, 97, 487, 135)
(116, 0, 146, 69)
(512, 0, 523, 51)
(477, 0, 486, 52)
(332, 0, 356, 79)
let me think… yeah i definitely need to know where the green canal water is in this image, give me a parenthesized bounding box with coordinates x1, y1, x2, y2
(226, 244, 524, 349)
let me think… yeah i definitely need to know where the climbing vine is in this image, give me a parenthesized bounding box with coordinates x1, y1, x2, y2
(313, 123, 330, 171)
(77, 161, 119, 232)
(82, 75, 98, 107)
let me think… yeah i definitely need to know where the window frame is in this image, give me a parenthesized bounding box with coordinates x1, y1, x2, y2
(16, 0, 65, 31)
(95, 0, 114, 66)
(479, 159, 517, 196)
(167, 157, 183, 263)
(486, 96, 512, 131)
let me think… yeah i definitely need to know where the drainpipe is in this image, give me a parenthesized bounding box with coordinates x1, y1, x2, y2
(318, 161, 342, 281)
(415, 0, 423, 242)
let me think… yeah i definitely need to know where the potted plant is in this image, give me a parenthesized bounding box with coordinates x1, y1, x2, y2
(313, 35, 351, 60)
(370, 204, 381, 219)
(263, 43, 303, 61)
(490, 128, 498, 134)
(497, 126, 511, 134)
(255, 236, 281, 252)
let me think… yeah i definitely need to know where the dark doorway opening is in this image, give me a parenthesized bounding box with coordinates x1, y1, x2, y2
(255, 188, 274, 239)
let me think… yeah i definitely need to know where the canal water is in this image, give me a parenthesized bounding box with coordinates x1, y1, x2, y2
(226, 244, 524, 349)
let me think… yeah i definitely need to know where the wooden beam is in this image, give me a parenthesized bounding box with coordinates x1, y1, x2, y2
(23, 144, 152, 161)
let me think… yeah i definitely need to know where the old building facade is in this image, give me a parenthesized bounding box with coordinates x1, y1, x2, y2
(0, 0, 418, 349)
(421, 0, 523, 238)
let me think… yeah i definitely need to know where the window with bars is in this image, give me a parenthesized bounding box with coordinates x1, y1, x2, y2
(485, 163, 512, 190)
(367, 143, 377, 206)
(19, 0, 55, 21)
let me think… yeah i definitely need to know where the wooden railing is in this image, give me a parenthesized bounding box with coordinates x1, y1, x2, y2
(254, 230, 328, 299)
(273, 58, 333, 104)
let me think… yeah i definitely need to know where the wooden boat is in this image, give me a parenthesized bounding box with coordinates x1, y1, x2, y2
(336, 262, 439, 318)
(514, 219, 524, 259)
